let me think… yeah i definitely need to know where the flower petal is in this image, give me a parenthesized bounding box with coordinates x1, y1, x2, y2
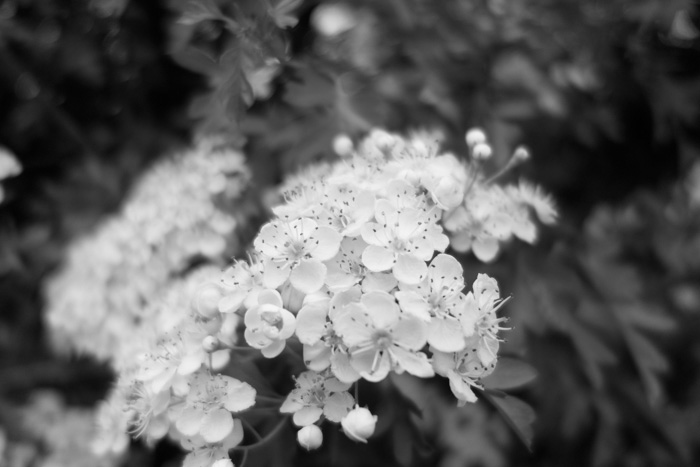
(175, 407, 204, 437)
(472, 237, 499, 262)
(447, 370, 477, 405)
(222, 379, 257, 412)
(201, 408, 234, 443)
(427, 317, 467, 353)
(330, 351, 361, 383)
(395, 290, 431, 322)
(323, 392, 355, 422)
(263, 259, 291, 289)
(362, 291, 399, 329)
(304, 343, 331, 371)
(390, 347, 434, 378)
(261, 339, 286, 358)
(293, 406, 323, 427)
(257, 289, 284, 307)
(334, 306, 373, 347)
(362, 245, 395, 272)
(290, 260, 327, 294)
(309, 227, 342, 261)
(254, 222, 286, 258)
(393, 253, 428, 285)
(391, 316, 428, 350)
(296, 301, 329, 345)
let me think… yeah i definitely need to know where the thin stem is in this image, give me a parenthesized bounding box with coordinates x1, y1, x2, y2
(234, 416, 289, 451)
(354, 381, 359, 404)
(241, 418, 263, 442)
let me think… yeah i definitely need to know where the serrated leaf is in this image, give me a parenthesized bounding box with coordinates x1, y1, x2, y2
(481, 357, 538, 391)
(482, 391, 536, 451)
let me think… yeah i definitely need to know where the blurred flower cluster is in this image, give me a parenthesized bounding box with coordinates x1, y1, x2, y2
(44, 138, 249, 363)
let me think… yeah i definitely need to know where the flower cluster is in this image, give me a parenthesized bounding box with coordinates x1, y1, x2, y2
(214, 129, 555, 451)
(44, 138, 249, 362)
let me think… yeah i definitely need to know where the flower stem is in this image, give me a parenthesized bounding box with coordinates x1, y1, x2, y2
(234, 416, 290, 451)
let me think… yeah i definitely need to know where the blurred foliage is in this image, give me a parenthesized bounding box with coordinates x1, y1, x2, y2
(1, 0, 700, 467)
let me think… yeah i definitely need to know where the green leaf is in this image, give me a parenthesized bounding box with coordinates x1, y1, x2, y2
(481, 357, 538, 391)
(482, 391, 536, 451)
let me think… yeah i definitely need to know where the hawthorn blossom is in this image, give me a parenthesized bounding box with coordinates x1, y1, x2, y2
(395, 254, 471, 352)
(174, 371, 255, 444)
(218, 259, 265, 314)
(297, 425, 323, 450)
(316, 185, 375, 237)
(334, 291, 433, 381)
(325, 237, 397, 293)
(244, 289, 296, 358)
(254, 218, 342, 293)
(180, 422, 243, 467)
(280, 370, 354, 426)
(361, 199, 449, 284)
(432, 335, 498, 406)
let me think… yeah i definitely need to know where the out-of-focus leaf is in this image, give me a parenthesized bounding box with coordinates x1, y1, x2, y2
(267, 0, 303, 29)
(569, 321, 618, 389)
(283, 66, 335, 108)
(481, 357, 538, 390)
(178, 0, 224, 26)
(483, 391, 536, 451)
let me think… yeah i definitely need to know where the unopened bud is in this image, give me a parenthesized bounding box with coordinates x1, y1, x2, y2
(472, 142, 492, 160)
(512, 146, 530, 162)
(297, 425, 323, 450)
(465, 128, 487, 147)
(202, 335, 220, 353)
(333, 134, 354, 157)
(341, 406, 377, 443)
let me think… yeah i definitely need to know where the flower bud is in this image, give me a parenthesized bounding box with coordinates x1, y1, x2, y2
(341, 406, 377, 443)
(202, 335, 220, 353)
(472, 142, 492, 161)
(333, 134, 354, 157)
(297, 425, 323, 450)
(512, 145, 530, 163)
(465, 128, 487, 147)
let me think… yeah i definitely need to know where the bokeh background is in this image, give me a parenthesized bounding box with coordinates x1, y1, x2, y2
(1, 0, 700, 466)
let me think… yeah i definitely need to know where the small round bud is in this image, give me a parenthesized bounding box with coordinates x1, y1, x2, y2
(311, 4, 356, 37)
(332, 134, 354, 157)
(512, 146, 530, 162)
(369, 129, 396, 152)
(297, 425, 323, 450)
(472, 142, 492, 161)
(195, 283, 223, 319)
(341, 406, 377, 443)
(465, 128, 487, 147)
(202, 335, 220, 353)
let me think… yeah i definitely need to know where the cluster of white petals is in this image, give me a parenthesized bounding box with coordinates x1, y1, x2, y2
(49, 130, 554, 467)
(44, 138, 249, 362)
(214, 129, 555, 450)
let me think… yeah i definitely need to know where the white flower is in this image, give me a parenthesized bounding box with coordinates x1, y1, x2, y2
(244, 289, 296, 358)
(325, 237, 397, 293)
(341, 405, 378, 443)
(297, 425, 323, 450)
(218, 260, 265, 313)
(432, 336, 497, 407)
(334, 291, 434, 381)
(361, 199, 448, 284)
(174, 372, 255, 444)
(180, 422, 243, 467)
(254, 218, 342, 293)
(395, 254, 471, 352)
(280, 370, 354, 426)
